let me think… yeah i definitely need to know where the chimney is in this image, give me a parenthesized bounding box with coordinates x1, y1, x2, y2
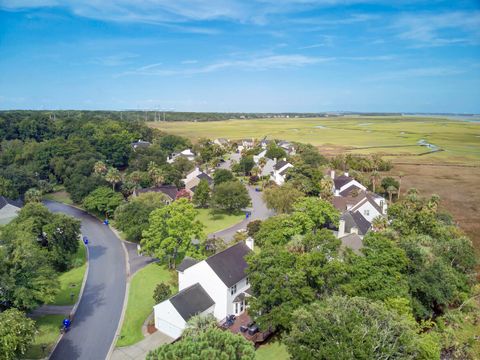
(338, 219, 345, 238)
(330, 170, 335, 179)
(283, 157, 286, 162)
(334, 189, 340, 196)
(273, 158, 277, 164)
(245, 237, 254, 251)
(344, 171, 349, 177)
(351, 226, 359, 234)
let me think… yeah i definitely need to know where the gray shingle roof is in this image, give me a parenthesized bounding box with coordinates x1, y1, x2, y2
(137, 185, 179, 200)
(333, 175, 353, 190)
(0, 196, 23, 210)
(341, 210, 371, 236)
(177, 257, 200, 272)
(340, 233, 363, 254)
(205, 242, 251, 287)
(274, 160, 289, 170)
(169, 283, 215, 321)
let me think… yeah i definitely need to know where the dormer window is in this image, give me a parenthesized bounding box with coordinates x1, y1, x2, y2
(230, 284, 237, 295)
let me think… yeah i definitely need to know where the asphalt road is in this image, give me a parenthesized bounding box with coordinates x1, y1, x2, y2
(45, 201, 126, 360)
(210, 185, 274, 242)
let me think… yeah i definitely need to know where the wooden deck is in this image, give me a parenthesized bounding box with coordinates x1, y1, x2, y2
(225, 312, 272, 344)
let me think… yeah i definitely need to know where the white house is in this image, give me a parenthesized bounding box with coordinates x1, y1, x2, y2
(271, 159, 293, 185)
(153, 283, 215, 339)
(253, 149, 267, 164)
(167, 149, 196, 164)
(182, 167, 213, 194)
(154, 240, 254, 339)
(237, 138, 255, 153)
(277, 140, 296, 155)
(331, 171, 367, 196)
(0, 196, 22, 225)
(214, 138, 230, 147)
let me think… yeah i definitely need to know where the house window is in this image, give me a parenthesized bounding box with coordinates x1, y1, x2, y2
(364, 209, 370, 216)
(230, 284, 237, 295)
(235, 302, 238, 314)
(240, 301, 244, 313)
(246, 277, 249, 285)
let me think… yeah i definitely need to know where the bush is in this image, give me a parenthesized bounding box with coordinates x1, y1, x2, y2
(153, 283, 172, 304)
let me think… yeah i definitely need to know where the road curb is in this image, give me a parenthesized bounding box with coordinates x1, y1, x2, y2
(106, 226, 131, 360)
(47, 237, 90, 360)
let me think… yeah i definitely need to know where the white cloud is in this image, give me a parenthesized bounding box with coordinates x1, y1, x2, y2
(394, 11, 480, 47)
(119, 54, 332, 77)
(367, 66, 465, 81)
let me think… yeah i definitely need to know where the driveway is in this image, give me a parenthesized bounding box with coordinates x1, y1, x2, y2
(44, 201, 127, 360)
(210, 185, 274, 242)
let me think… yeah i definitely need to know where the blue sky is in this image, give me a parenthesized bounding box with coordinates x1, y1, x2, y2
(0, 1, 479, 113)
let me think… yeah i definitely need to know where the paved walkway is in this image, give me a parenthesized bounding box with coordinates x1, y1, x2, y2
(110, 331, 174, 360)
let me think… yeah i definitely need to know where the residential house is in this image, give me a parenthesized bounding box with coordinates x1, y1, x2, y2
(214, 138, 230, 147)
(0, 196, 23, 225)
(167, 149, 196, 164)
(331, 170, 366, 196)
(182, 168, 213, 194)
(135, 185, 179, 203)
(131, 139, 151, 151)
(237, 138, 255, 153)
(154, 240, 254, 339)
(253, 149, 267, 164)
(271, 159, 294, 185)
(277, 140, 296, 155)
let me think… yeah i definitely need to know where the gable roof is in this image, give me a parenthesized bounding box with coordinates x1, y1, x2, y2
(0, 196, 23, 210)
(169, 283, 215, 321)
(332, 192, 366, 211)
(197, 172, 213, 184)
(279, 166, 291, 176)
(177, 257, 200, 272)
(350, 211, 372, 235)
(340, 233, 363, 254)
(131, 140, 151, 148)
(137, 185, 179, 200)
(333, 175, 354, 190)
(274, 160, 289, 170)
(205, 242, 251, 287)
(339, 184, 364, 197)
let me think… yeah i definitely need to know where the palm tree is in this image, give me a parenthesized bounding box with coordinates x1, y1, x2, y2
(371, 170, 380, 193)
(147, 162, 164, 187)
(387, 185, 397, 204)
(127, 171, 143, 195)
(372, 216, 388, 232)
(25, 188, 42, 203)
(182, 314, 217, 338)
(319, 177, 334, 201)
(105, 167, 121, 191)
(93, 160, 107, 176)
(397, 172, 404, 199)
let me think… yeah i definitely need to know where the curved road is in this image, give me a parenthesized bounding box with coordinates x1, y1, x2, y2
(45, 201, 126, 360)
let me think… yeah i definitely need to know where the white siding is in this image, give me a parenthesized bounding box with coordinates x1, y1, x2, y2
(179, 261, 229, 320)
(339, 179, 366, 193)
(226, 277, 250, 316)
(354, 201, 382, 222)
(154, 300, 187, 339)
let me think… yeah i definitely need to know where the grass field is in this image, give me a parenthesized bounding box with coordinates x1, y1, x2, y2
(196, 208, 244, 234)
(117, 263, 177, 347)
(43, 190, 74, 205)
(149, 116, 480, 251)
(148, 116, 480, 164)
(23, 315, 64, 359)
(256, 340, 290, 360)
(48, 242, 87, 306)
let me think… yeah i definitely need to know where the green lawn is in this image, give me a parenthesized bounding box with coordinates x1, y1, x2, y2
(47, 241, 87, 306)
(256, 340, 290, 360)
(196, 208, 245, 234)
(117, 263, 177, 347)
(43, 190, 74, 205)
(23, 315, 64, 359)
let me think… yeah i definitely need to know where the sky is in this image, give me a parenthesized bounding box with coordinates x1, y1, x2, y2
(0, 1, 479, 113)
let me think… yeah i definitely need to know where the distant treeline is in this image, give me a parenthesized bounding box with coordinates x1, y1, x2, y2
(0, 110, 404, 122)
